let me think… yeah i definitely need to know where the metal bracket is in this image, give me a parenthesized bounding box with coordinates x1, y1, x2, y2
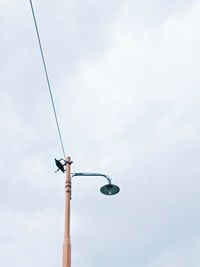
(71, 172, 112, 184)
(55, 158, 66, 173)
(55, 158, 73, 173)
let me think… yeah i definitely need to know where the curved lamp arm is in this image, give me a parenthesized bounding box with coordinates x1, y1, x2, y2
(71, 172, 112, 184)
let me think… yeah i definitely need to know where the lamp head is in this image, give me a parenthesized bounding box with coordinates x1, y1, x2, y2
(100, 184, 120, 196)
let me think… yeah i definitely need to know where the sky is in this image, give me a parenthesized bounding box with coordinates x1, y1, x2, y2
(1, 0, 200, 266)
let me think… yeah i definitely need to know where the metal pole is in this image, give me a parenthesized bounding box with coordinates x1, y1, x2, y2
(63, 156, 72, 267)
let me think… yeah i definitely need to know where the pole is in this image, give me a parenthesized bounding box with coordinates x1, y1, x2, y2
(63, 156, 72, 267)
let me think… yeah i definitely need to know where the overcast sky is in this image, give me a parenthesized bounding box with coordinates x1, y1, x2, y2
(1, 0, 200, 266)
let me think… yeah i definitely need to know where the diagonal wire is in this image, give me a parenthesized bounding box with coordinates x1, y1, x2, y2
(29, 0, 66, 159)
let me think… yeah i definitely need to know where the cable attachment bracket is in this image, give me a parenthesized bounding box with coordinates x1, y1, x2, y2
(55, 158, 73, 173)
(55, 158, 66, 173)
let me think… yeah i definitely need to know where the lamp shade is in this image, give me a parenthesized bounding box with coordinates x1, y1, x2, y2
(100, 184, 120, 196)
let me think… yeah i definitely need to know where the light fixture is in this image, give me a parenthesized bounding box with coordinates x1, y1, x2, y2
(71, 172, 120, 196)
(100, 184, 120, 196)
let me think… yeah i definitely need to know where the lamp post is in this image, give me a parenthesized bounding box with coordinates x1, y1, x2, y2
(55, 156, 120, 267)
(63, 156, 72, 267)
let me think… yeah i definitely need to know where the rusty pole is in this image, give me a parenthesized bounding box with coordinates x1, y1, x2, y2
(63, 156, 72, 267)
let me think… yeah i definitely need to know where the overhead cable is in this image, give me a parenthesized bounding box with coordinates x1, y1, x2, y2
(29, 0, 66, 158)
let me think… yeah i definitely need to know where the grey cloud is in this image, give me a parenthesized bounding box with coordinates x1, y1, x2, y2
(1, 0, 200, 266)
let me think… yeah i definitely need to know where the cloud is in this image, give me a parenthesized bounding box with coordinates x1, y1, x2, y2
(1, 0, 200, 266)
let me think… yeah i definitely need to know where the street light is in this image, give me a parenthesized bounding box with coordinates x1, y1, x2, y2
(71, 173, 120, 196)
(55, 157, 120, 267)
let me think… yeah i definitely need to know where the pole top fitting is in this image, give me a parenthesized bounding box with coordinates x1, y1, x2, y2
(66, 156, 73, 165)
(66, 160, 73, 165)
